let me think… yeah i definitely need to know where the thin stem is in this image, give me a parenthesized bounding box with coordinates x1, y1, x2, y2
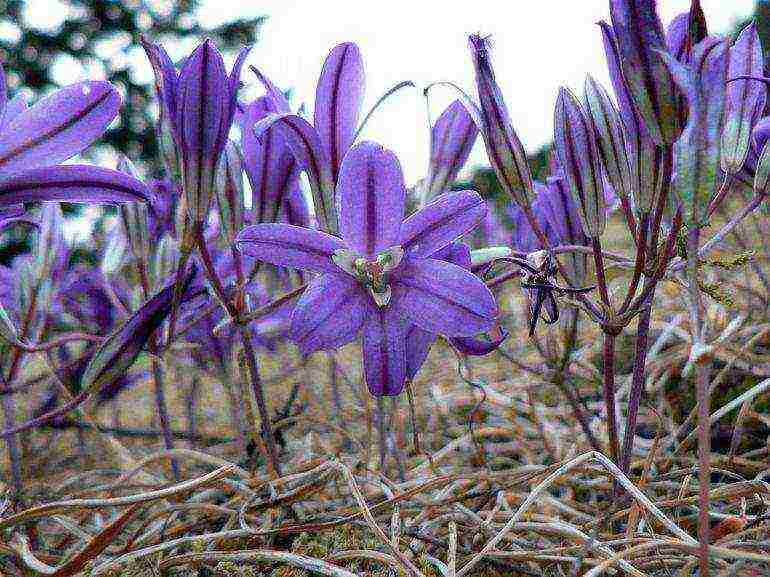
(601, 332, 619, 464)
(591, 236, 611, 311)
(619, 212, 649, 314)
(377, 396, 387, 473)
(0, 373, 22, 498)
(686, 226, 712, 577)
(194, 231, 281, 476)
(619, 279, 657, 474)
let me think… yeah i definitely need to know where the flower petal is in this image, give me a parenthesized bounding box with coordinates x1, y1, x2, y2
(393, 257, 498, 337)
(449, 329, 508, 356)
(425, 100, 479, 199)
(314, 42, 365, 181)
(337, 141, 405, 257)
(0, 95, 28, 133)
(290, 273, 369, 354)
(400, 190, 486, 259)
(0, 165, 153, 207)
(140, 37, 178, 124)
(0, 81, 119, 177)
(253, 112, 335, 232)
(235, 223, 346, 273)
(362, 305, 407, 396)
(405, 324, 436, 381)
(240, 98, 299, 224)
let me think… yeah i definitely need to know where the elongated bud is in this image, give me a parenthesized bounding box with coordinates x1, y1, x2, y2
(151, 235, 178, 290)
(118, 156, 150, 265)
(424, 100, 478, 201)
(659, 38, 729, 225)
(34, 204, 64, 282)
(584, 75, 633, 203)
(554, 87, 606, 238)
(80, 266, 196, 395)
(215, 141, 245, 245)
(610, 0, 681, 145)
(722, 23, 766, 175)
(599, 21, 666, 214)
(468, 34, 533, 208)
(158, 120, 181, 180)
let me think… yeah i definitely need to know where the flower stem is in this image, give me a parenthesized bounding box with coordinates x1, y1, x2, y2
(1, 380, 22, 498)
(193, 231, 281, 476)
(601, 331, 619, 464)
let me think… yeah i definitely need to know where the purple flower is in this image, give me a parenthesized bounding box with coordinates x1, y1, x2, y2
(236, 141, 497, 396)
(0, 65, 151, 210)
(250, 42, 365, 233)
(142, 37, 251, 229)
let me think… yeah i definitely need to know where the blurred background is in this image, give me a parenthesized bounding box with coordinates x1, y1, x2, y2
(0, 0, 760, 257)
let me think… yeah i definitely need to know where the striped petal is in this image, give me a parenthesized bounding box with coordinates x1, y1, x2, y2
(362, 305, 407, 396)
(0, 81, 119, 177)
(290, 272, 370, 354)
(337, 141, 405, 257)
(0, 165, 152, 207)
(393, 257, 498, 337)
(314, 42, 365, 181)
(405, 325, 436, 381)
(235, 223, 346, 273)
(401, 190, 486, 259)
(254, 112, 335, 232)
(425, 100, 478, 199)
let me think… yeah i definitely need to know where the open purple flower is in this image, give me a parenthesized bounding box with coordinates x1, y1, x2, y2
(236, 141, 498, 396)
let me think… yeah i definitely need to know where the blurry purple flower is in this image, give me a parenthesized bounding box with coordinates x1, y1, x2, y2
(237, 141, 497, 396)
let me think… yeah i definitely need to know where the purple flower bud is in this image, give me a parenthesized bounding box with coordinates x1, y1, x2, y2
(468, 34, 534, 208)
(754, 140, 770, 196)
(424, 100, 478, 200)
(659, 37, 729, 224)
(599, 21, 664, 214)
(609, 0, 681, 144)
(553, 87, 606, 238)
(752, 116, 770, 155)
(722, 23, 766, 174)
(215, 141, 245, 244)
(584, 76, 633, 205)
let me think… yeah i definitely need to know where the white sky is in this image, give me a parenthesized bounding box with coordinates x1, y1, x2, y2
(195, 0, 754, 185)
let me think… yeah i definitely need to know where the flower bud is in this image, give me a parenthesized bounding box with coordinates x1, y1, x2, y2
(215, 140, 245, 245)
(117, 156, 150, 265)
(584, 75, 633, 204)
(34, 204, 64, 282)
(754, 142, 770, 196)
(609, 0, 681, 144)
(722, 23, 766, 175)
(553, 87, 606, 238)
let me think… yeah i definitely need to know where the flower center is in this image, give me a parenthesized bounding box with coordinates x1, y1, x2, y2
(332, 246, 404, 307)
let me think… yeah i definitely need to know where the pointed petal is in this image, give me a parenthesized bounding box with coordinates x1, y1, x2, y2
(722, 23, 766, 174)
(240, 98, 299, 224)
(400, 190, 486, 259)
(468, 34, 534, 208)
(226, 45, 252, 127)
(362, 305, 407, 396)
(449, 329, 508, 356)
(140, 37, 178, 123)
(253, 112, 335, 232)
(290, 273, 369, 354)
(405, 324, 436, 381)
(425, 100, 479, 199)
(176, 39, 228, 157)
(393, 257, 498, 337)
(0, 165, 153, 207)
(337, 141, 405, 256)
(314, 42, 365, 181)
(235, 223, 346, 273)
(0, 81, 119, 176)
(251, 66, 292, 113)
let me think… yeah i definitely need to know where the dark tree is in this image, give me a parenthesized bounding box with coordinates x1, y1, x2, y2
(0, 0, 265, 171)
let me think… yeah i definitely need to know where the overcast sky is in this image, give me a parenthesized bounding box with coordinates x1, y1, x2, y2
(195, 0, 755, 185)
